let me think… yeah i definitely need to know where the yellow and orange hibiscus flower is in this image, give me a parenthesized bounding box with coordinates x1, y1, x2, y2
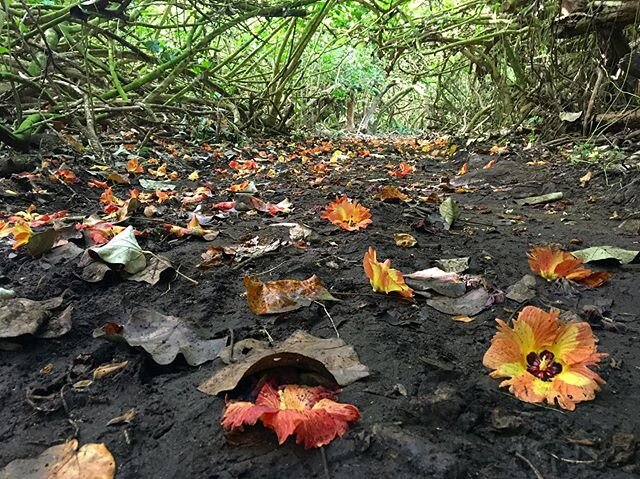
(222, 382, 360, 449)
(363, 247, 413, 299)
(321, 195, 372, 231)
(483, 306, 607, 411)
(527, 246, 610, 287)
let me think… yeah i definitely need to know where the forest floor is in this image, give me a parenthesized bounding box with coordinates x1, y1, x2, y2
(0, 133, 639, 479)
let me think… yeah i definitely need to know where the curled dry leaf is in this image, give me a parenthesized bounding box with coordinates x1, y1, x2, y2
(94, 308, 228, 366)
(426, 288, 489, 316)
(243, 275, 338, 315)
(0, 439, 115, 479)
(527, 246, 610, 287)
(394, 233, 417, 248)
(321, 195, 372, 231)
(198, 330, 369, 396)
(93, 361, 128, 380)
(374, 186, 409, 202)
(363, 247, 413, 298)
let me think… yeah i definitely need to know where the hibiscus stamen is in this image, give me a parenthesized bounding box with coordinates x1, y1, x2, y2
(526, 350, 563, 381)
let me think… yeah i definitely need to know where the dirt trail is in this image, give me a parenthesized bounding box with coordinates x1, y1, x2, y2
(0, 136, 638, 478)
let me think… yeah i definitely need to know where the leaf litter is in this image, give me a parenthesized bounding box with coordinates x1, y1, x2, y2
(1, 135, 638, 476)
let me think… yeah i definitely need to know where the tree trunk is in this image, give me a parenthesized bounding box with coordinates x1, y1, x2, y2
(345, 94, 355, 131)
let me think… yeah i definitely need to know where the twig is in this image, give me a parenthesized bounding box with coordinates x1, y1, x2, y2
(261, 327, 274, 344)
(549, 452, 595, 465)
(254, 261, 286, 276)
(228, 327, 236, 362)
(320, 447, 331, 479)
(515, 452, 544, 479)
(314, 301, 339, 338)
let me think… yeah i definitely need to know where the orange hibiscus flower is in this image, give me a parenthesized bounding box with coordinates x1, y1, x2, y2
(321, 195, 372, 231)
(527, 246, 610, 287)
(483, 306, 607, 410)
(363, 247, 413, 298)
(222, 382, 360, 449)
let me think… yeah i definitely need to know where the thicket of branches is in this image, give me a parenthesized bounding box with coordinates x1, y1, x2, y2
(1, 0, 639, 150)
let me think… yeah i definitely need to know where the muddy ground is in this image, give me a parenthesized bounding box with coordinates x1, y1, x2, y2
(0, 135, 639, 478)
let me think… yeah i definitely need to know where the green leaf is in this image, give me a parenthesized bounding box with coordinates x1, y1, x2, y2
(139, 178, 176, 190)
(572, 246, 639, 265)
(89, 226, 146, 274)
(439, 197, 459, 229)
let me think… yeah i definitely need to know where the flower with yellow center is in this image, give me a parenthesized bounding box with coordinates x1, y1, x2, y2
(483, 306, 607, 410)
(222, 382, 360, 449)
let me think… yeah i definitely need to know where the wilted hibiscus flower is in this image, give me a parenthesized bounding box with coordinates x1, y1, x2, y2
(483, 306, 607, 410)
(527, 246, 610, 287)
(222, 381, 360, 449)
(322, 195, 372, 231)
(363, 247, 413, 298)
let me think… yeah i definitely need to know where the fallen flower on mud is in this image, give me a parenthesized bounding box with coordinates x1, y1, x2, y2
(222, 381, 360, 449)
(10, 220, 32, 249)
(527, 246, 610, 287)
(322, 195, 372, 231)
(126, 158, 144, 174)
(387, 161, 415, 177)
(483, 306, 607, 410)
(456, 162, 469, 176)
(363, 247, 413, 298)
(164, 216, 218, 240)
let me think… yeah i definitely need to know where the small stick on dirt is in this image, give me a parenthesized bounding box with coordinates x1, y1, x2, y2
(515, 452, 544, 479)
(320, 447, 331, 479)
(549, 452, 595, 464)
(314, 301, 339, 338)
(228, 327, 235, 362)
(261, 327, 274, 344)
(254, 261, 286, 276)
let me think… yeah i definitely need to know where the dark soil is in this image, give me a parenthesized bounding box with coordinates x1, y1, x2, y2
(1, 135, 639, 479)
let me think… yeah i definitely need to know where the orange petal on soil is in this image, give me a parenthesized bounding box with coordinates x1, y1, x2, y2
(456, 162, 469, 176)
(11, 221, 32, 249)
(363, 247, 413, 299)
(321, 195, 372, 231)
(374, 186, 409, 202)
(527, 246, 609, 287)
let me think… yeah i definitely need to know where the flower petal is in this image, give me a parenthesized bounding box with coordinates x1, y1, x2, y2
(221, 401, 275, 430)
(261, 409, 306, 444)
(363, 247, 413, 298)
(549, 321, 605, 365)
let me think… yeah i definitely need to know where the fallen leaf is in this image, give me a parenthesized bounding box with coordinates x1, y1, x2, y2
(244, 275, 338, 315)
(572, 245, 639, 265)
(94, 308, 228, 366)
(107, 408, 135, 426)
(426, 288, 489, 316)
(452, 315, 475, 323)
(515, 192, 563, 206)
(164, 216, 218, 241)
(435, 257, 470, 273)
(505, 274, 537, 303)
(138, 178, 176, 190)
(0, 439, 115, 479)
(394, 233, 417, 248)
(439, 197, 459, 230)
(388, 162, 415, 177)
(88, 226, 147, 274)
(0, 296, 72, 338)
(374, 186, 409, 202)
(198, 330, 369, 395)
(579, 170, 593, 187)
(188, 170, 200, 181)
(93, 361, 129, 380)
